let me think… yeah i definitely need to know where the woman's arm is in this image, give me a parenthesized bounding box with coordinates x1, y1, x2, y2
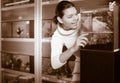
(51, 32, 80, 69)
(51, 34, 66, 69)
(59, 45, 79, 63)
(59, 33, 88, 63)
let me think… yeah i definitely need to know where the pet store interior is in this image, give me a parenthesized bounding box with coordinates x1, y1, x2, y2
(0, 0, 120, 83)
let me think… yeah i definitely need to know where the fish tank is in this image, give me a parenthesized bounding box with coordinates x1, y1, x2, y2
(2, 20, 34, 38)
(80, 6, 119, 50)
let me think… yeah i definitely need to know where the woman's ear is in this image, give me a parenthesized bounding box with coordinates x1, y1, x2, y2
(57, 16, 63, 24)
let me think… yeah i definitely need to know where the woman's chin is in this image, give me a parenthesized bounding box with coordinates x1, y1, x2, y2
(72, 26, 77, 29)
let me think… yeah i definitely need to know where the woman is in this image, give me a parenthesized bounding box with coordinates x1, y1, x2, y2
(51, 0, 116, 83)
(51, 1, 88, 82)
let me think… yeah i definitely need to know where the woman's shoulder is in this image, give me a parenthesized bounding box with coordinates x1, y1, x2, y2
(52, 28, 61, 38)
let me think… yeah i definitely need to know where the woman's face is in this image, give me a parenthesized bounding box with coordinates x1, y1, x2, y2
(60, 7, 79, 30)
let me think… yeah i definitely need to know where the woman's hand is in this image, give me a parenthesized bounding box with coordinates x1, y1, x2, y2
(71, 33, 88, 52)
(77, 33, 89, 48)
(109, 1, 116, 11)
(70, 33, 88, 58)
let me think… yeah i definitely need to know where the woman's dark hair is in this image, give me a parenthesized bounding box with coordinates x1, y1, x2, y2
(53, 1, 76, 24)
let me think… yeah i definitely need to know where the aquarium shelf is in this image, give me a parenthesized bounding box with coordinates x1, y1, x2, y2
(1, 50, 34, 56)
(1, 68, 35, 77)
(42, 0, 84, 5)
(81, 32, 113, 34)
(1, 19, 34, 22)
(42, 37, 51, 43)
(1, 3, 34, 11)
(1, 38, 34, 42)
(80, 7, 110, 13)
(4, 0, 31, 7)
(42, 74, 71, 83)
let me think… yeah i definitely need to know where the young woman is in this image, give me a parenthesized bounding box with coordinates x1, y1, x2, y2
(51, 0, 116, 83)
(51, 1, 88, 83)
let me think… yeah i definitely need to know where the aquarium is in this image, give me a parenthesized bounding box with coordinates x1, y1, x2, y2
(80, 7, 114, 50)
(1, 52, 34, 73)
(2, 20, 34, 38)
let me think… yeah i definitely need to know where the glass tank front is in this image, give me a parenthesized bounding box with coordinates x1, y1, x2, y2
(80, 7, 114, 50)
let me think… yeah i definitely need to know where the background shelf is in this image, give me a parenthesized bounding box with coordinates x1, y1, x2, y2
(1, 68, 35, 77)
(42, 74, 71, 83)
(1, 3, 34, 11)
(42, 0, 84, 5)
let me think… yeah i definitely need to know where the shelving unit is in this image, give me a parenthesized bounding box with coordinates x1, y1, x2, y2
(0, 0, 41, 83)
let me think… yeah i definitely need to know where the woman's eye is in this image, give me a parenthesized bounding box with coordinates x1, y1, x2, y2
(67, 13, 78, 18)
(67, 15, 73, 18)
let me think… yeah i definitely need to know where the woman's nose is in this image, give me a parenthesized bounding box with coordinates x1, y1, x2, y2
(73, 15, 78, 21)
